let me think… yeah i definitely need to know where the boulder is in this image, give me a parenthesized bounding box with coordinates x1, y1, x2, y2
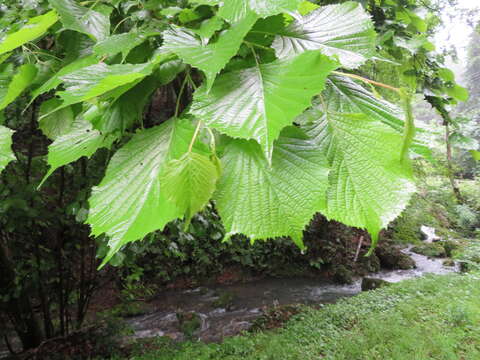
(375, 245, 415, 270)
(411, 243, 446, 258)
(361, 278, 391, 291)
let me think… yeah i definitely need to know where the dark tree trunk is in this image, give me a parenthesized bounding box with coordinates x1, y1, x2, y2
(0, 240, 44, 350)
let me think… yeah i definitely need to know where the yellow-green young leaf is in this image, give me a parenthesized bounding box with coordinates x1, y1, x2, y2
(301, 109, 415, 249)
(163, 12, 257, 90)
(0, 64, 37, 111)
(162, 152, 219, 225)
(272, 2, 376, 68)
(38, 98, 75, 140)
(470, 150, 480, 161)
(40, 118, 114, 186)
(49, 0, 110, 42)
(446, 84, 469, 102)
(214, 126, 330, 248)
(190, 51, 338, 161)
(0, 125, 15, 173)
(218, 0, 302, 23)
(86, 118, 198, 265)
(0, 11, 59, 55)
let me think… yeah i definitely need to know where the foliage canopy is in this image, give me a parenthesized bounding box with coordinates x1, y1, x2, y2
(0, 0, 469, 263)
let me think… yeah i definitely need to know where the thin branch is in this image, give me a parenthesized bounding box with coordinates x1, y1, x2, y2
(175, 70, 190, 118)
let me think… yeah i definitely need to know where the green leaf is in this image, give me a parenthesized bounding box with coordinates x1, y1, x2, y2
(49, 0, 110, 42)
(470, 150, 480, 161)
(438, 68, 455, 82)
(0, 64, 37, 111)
(91, 76, 158, 134)
(218, 0, 302, 23)
(214, 127, 329, 247)
(272, 2, 376, 68)
(191, 51, 338, 161)
(30, 55, 99, 102)
(305, 75, 430, 159)
(0, 10, 59, 55)
(446, 84, 469, 102)
(163, 13, 257, 90)
(86, 118, 197, 264)
(162, 152, 219, 225)
(40, 117, 114, 186)
(301, 110, 415, 246)
(93, 30, 158, 60)
(38, 98, 75, 139)
(191, 16, 225, 40)
(52, 61, 158, 111)
(0, 125, 15, 173)
(317, 75, 405, 132)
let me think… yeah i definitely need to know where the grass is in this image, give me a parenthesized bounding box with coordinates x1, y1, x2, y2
(115, 272, 480, 360)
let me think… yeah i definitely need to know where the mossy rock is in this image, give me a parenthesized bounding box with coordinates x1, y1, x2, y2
(440, 241, 460, 257)
(411, 243, 446, 258)
(443, 259, 455, 267)
(212, 291, 235, 310)
(333, 265, 354, 284)
(361, 278, 391, 291)
(375, 245, 415, 270)
(176, 312, 201, 338)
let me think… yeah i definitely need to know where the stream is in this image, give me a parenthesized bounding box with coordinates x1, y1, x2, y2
(127, 242, 457, 343)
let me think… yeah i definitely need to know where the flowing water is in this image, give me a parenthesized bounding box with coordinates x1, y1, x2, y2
(126, 243, 457, 343)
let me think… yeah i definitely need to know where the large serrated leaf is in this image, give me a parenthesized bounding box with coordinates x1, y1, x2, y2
(90, 77, 158, 135)
(0, 11, 59, 55)
(301, 109, 415, 246)
(86, 118, 198, 264)
(190, 51, 338, 161)
(0, 125, 15, 173)
(163, 12, 257, 90)
(321, 75, 405, 132)
(49, 62, 157, 112)
(219, 0, 302, 23)
(40, 117, 114, 186)
(31, 55, 99, 102)
(49, 0, 110, 42)
(0, 64, 37, 111)
(93, 30, 159, 60)
(162, 152, 219, 225)
(38, 98, 75, 140)
(314, 75, 432, 158)
(272, 2, 376, 68)
(214, 126, 329, 247)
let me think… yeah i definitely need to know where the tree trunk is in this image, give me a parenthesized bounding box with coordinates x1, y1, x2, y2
(445, 122, 463, 203)
(0, 239, 44, 350)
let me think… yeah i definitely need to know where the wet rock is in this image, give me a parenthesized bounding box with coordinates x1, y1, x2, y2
(332, 265, 354, 284)
(212, 291, 235, 310)
(440, 241, 459, 258)
(375, 245, 415, 270)
(443, 259, 455, 267)
(411, 243, 446, 258)
(361, 278, 391, 291)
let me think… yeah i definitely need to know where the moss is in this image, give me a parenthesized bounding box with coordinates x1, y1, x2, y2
(443, 259, 455, 267)
(176, 312, 201, 338)
(440, 241, 460, 257)
(411, 243, 446, 258)
(361, 278, 391, 291)
(332, 265, 354, 285)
